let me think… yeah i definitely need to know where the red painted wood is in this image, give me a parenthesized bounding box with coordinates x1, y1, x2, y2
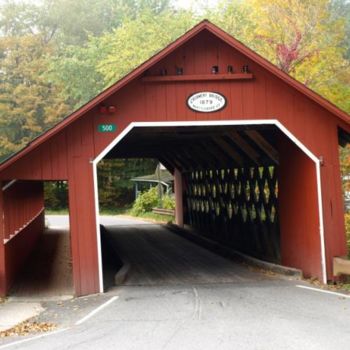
(68, 157, 99, 296)
(0, 182, 44, 295)
(2, 182, 44, 239)
(0, 23, 349, 295)
(141, 73, 253, 82)
(278, 136, 322, 278)
(0, 131, 69, 181)
(4, 211, 44, 293)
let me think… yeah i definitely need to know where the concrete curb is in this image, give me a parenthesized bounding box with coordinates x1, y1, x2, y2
(114, 260, 130, 285)
(100, 225, 130, 286)
(166, 224, 303, 279)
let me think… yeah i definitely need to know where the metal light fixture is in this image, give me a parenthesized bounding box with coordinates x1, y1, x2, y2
(99, 105, 107, 114)
(99, 104, 116, 114)
(176, 66, 183, 75)
(108, 105, 116, 113)
(211, 65, 219, 74)
(242, 65, 250, 73)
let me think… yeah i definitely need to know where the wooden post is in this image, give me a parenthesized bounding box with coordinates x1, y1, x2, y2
(68, 158, 100, 296)
(174, 168, 184, 227)
(135, 182, 138, 199)
(278, 136, 322, 280)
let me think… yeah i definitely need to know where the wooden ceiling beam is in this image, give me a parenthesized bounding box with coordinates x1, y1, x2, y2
(188, 143, 219, 169)
(244, 130, 279, 164)
(199, 140, 235, 168)
(226, 131, 260, 165)
(165, 150, 193, 171)
(175, 148, 203, 170)
(211, 136, 244, 166)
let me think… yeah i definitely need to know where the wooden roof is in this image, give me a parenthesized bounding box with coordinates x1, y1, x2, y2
(131, 168, 173, 184)
(1, 19, 349, 172)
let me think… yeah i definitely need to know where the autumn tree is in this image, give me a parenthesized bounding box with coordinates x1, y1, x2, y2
(98, 158, 158, 210)
(0, 34, 69, 159)
(210, 0, 350, 113)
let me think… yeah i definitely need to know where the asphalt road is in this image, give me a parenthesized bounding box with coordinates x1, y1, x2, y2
(45, 215, 149, 228)
(2, 216, 350, 349)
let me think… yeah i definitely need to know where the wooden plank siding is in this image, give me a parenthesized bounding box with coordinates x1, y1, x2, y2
(0, 24, 348, 296)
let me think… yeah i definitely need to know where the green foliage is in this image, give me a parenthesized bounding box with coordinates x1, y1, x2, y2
(0, 34, 69, 158)
(207, 0, 257, 44)
(161, 194, 175, 210)
(44, 181, 68, 210)
(131, 186, 159, 215)
(48, 40, 107, 108)
(130, 186, 175, 215)
(345, 212, 350, 256)
(97, 9, 196, 86)
(47, 9, 196, 109)
(97, 158, 158, 210)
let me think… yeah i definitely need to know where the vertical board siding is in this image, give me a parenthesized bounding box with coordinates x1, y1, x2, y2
(68, 157, 99, 296)
(0, 181, 45, 295)
(3, 181, 44, 240)
(0, 29, 348, 295)
(0, 131, 69, 181)
(4, 211, 45, 295)
(278, 136, 322, 278)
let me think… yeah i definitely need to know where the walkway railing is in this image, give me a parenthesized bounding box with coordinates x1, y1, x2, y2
(2, 181, 44, 243)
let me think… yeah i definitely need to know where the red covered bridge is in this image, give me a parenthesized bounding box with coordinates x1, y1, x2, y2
(0, 20, 349, 297)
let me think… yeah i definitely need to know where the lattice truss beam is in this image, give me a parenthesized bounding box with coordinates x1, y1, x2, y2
(184, 166, 280, 263)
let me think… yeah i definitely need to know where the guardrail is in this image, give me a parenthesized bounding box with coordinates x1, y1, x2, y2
(152, 208, 175, 216)
(2, 181, 44, 241)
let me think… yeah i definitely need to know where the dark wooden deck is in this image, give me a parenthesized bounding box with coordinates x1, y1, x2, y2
(105, 224, 267, 286)
(10, 228, 73, 299)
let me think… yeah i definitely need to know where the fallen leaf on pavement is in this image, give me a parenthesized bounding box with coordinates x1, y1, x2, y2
(0, 320, 56, 338)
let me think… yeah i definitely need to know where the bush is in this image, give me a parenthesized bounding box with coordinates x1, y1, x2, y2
(161, 194, 175, 210)
(44, 181, 68, 210)
(131, 186, 176, 216)
(131, 186, 159, 215)
(345, 213, 350, 256)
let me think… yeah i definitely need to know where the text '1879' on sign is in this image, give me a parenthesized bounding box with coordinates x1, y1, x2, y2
(98, 124, 117, 132)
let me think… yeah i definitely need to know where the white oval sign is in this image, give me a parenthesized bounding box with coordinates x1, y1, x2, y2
(187, 92, 226, 113)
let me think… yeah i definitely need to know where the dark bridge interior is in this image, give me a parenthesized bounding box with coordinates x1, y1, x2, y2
(101, 125, 282, 264)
